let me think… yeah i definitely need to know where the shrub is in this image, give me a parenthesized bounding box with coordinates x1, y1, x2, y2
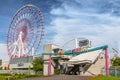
(32, 58, 43, 73)
(0, 76, 6, 80)
(54, 69, 60, 74)
(0, 73, 11, 76)
(0, 73, 44, 80)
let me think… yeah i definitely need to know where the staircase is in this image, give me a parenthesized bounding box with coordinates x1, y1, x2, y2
(84, 57, 105, 76)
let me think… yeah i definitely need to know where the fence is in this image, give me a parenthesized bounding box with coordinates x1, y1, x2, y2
(0, 70, 35, 75)
(101, 67, 120, 77)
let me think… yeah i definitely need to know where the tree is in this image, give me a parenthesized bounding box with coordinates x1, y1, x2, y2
(111, 58, 120, 67)
(0, 67, 2, 70)
(32, 58, 43, 73)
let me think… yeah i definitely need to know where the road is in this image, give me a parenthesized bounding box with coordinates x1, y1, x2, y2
(20, 75, 90, 80)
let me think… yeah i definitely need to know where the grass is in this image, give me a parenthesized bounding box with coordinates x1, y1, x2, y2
(0, 73, 44, 80)
(89, 74, 120, 80)
(1, 73, 120, 80)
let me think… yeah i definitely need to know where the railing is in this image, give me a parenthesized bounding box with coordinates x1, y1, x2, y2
(0, 70, 35, 75)
(101, 67, 120, 77)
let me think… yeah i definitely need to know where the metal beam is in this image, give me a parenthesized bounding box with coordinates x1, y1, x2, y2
(42, 45, 108, 55)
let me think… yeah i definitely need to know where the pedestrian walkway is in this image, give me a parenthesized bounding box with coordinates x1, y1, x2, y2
(20, 75, 90, 80)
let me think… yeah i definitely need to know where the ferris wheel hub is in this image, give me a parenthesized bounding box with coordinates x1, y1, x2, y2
(19, 31, 23, 37)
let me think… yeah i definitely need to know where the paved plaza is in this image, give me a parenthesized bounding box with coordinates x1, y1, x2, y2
(20, 75, 90, 80)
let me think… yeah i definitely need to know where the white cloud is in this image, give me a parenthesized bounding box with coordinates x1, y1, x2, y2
(47, 0, 120, 57)
(0, 43, 9, 61)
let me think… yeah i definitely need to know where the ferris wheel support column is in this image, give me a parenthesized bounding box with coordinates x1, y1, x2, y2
(32, 47, 34, 56)
(19, 32, 25, 57)
(18, 32, 22, 57)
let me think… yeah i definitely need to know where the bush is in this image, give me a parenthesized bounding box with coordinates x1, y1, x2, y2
(11, 74, 44, 79)
(32, 58, 43, 73)
(0, 73, 11, 76)
(25, 74, 43, 78)
(54, 69, 60, 74)
(0, 76, 6, 80)
(0, 67, 2, 70)
(0, 73, 44, 80)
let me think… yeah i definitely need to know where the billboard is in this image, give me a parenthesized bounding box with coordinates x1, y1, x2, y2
(79, 39, 89, 47)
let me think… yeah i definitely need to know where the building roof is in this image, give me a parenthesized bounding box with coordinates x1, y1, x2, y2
(68, 50, 102, 64)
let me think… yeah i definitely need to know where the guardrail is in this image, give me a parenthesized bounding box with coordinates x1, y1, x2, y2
(0, 70, 35, 75)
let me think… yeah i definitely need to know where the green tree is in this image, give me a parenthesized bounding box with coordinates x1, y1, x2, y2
(111, 58, 120, 67)
(32, 58, 43, 73)
(0, 67, 2, 70)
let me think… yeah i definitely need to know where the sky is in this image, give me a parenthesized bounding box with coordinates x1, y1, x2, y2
(0, 0, 120, 61)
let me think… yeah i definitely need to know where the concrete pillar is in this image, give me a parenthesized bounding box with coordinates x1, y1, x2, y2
(43, 44, 59, 76)
(43, 55, 54, 76)
(43, 61, 49, 76)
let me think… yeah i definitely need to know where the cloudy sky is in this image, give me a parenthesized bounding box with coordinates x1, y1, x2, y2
(0, 0, 120, 61)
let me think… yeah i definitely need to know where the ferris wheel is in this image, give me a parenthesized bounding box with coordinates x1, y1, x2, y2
(7, 4, 44, 59)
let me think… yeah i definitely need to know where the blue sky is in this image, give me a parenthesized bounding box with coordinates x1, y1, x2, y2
(0, 0, 120, 61)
